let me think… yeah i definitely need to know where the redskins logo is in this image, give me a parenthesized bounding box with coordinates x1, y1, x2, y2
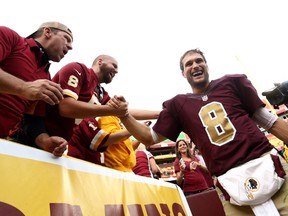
(244, 177, 260, 199)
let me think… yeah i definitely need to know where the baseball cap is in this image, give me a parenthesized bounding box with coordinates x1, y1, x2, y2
(27, 21, 73, 40)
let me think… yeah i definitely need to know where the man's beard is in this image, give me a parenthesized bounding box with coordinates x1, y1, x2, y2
(103, 75, 111, 84)
(101, 65, 112, 84)
(191, 79, 208, 89)
(188, 75, 209, 89)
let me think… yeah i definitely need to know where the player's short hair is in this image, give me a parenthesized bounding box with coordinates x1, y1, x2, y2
(179, 48, 207, 72)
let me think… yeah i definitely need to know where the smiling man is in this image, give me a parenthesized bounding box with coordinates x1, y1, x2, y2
(116, 48, 288, 216)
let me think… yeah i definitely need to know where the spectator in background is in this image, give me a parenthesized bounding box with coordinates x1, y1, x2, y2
(0, 21, 73, 156)
(174, 139, 210, 196)
(133, 143, 162, 179)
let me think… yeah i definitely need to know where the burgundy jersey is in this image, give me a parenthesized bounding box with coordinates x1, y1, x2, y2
(68, 117, 109, 164)
(45, 62, 110, 140)
(154, 74, 273, 176)
(174, 157, 208, 193)
(0, 26, 50, 137)
(133, 150, 154, 178)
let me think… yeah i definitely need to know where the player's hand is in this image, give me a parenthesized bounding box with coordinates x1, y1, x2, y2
(21, 79, 64, 105)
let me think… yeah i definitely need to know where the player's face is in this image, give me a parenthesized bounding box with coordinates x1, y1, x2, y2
(100, 59, 118, 84)
(181, 53, 209, 92)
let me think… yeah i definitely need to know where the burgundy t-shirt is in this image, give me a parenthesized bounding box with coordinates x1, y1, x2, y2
(0, 26, 50, 137)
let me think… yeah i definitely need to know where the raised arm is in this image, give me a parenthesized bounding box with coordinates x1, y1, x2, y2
(120, 114, 161, 146)
(129, 109, 160, 120)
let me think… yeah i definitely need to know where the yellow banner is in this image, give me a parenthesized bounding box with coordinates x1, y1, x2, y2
(0, 139, 191, 216)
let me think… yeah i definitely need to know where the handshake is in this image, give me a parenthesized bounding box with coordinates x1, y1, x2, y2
(107, 95, 130, 117)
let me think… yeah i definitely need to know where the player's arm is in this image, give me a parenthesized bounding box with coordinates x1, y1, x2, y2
(252, 106, 288, 144)
(0, 68, 63, 105)
(268, 119, 288, 144)
(120, 113, 166, 147)
(129, 109, 160, 120)
(109, 95, 165, 146)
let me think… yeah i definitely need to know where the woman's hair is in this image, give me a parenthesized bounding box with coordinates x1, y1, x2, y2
(175, 139, 193, 159)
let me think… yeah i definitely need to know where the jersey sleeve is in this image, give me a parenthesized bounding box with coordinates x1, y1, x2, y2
(153, 95, 185, 141)
(232, 74, 265, 115)
(73, 118, 110, 151)
(53, 62, 86, 100)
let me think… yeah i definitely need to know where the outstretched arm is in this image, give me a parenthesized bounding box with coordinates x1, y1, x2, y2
(108, 95, 166, 147)
(129, 109, 160, 120)
(120, 113, 165, 146)
(269, 118, 288, 144)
